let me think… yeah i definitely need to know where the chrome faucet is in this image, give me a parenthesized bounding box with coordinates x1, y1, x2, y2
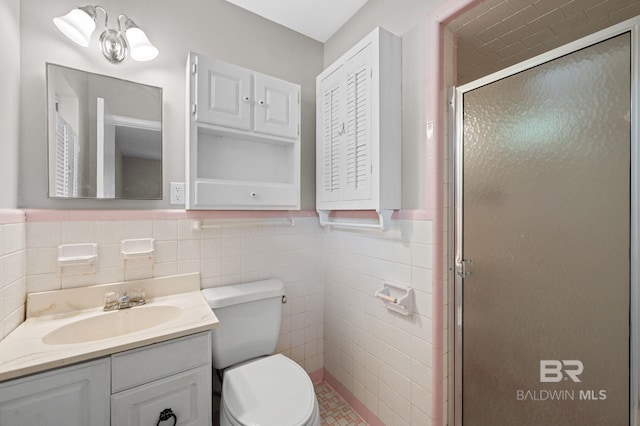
(103, 289, 146, 311)
(118, 292, 132, 309)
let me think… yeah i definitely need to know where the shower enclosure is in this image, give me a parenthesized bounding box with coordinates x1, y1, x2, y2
(453, 17, 639, 426)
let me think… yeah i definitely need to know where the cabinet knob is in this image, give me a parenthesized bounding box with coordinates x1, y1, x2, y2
(258, 100, 265, 106)
(250, 191, 257, 198)
(243, 96, 250, 102)
(156, 408, 177, 426)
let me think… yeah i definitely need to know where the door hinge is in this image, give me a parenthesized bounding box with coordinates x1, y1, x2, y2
(456, 259, 473, 277)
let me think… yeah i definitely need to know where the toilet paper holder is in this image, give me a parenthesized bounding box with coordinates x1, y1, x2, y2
(375, 281, 414, 316)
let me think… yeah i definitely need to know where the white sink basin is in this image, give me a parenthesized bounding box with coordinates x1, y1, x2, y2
(43, 305, 182, 345)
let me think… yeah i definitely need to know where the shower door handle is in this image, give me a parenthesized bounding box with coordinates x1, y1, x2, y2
(456, 259, 473, 277)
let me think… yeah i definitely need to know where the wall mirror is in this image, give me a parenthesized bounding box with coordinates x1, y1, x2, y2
(47, 64, 162, 199)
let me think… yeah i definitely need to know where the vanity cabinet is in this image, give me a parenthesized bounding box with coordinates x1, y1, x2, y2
(315, 27, 401, 213)
(0, 333, 211, 426)
(111, 332, 211, 426)
(187, 52, 301, 210)
(0, 358, 110, 426)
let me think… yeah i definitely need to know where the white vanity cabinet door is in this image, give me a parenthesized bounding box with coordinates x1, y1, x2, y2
(254, 73, 300, 139)
(195, 55, 252, 130)
(111, 365, 211, 426)
(0, 358, 110, 426)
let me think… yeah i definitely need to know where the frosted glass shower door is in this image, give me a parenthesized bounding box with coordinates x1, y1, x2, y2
(457, 33, 631, 425)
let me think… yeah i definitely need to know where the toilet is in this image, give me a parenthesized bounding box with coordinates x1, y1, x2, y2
(202, 279, 321, 426)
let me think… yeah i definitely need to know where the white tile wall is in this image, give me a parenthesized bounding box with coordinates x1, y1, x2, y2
(0, 220, 26, 339)
(20, 214, 438, 424)
(322, 219, 434, 426)
(24, 216, 324, 374)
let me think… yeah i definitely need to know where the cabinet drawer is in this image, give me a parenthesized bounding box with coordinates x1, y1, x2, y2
(111, 365, 211, 426)
(195, 180, 298, 208)
(112, 332, 210, 393)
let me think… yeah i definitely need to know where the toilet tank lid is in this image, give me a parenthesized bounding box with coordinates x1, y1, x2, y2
(201, 279, 285, 309)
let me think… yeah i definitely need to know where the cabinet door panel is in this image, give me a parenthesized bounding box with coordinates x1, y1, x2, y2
(196, 56, 251, 130)
(343, 43, 373, 201)
(317, 66, 346, 203)
(111, 365, 211, 426)
(254, 74, 300, 139)
(0, 358, 110, 426)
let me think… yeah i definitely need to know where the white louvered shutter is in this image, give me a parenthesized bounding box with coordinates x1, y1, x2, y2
(55, 116, 68, 197)
(55, 114, 78, 198)
(318, 67, 345, 202)
(344, 45, 373, 201)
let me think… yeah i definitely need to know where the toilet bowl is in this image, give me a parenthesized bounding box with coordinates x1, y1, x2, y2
(202, 279, 320, 426)
(220, 355, 320, 426)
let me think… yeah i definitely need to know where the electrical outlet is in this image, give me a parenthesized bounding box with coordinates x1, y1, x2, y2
(170, 182, 185, 204)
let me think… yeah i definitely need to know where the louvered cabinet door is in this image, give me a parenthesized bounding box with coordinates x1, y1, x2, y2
(343, 44, 373, 202)
(315, 27, 401, 213)
(317, 66, 346, 202)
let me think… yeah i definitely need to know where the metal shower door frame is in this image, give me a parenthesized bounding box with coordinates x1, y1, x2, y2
(450, 16, 640, 426)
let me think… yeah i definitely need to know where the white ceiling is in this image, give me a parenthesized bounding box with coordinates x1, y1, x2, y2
(224, 0, 368, 42)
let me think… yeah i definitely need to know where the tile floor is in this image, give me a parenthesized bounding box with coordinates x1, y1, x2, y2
(315, 382, 367, 426)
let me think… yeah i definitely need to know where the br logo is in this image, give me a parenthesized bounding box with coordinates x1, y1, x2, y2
(540, 360, 584, 383)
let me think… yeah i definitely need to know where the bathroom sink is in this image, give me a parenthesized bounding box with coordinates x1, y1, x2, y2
(43, 305, 182, 345)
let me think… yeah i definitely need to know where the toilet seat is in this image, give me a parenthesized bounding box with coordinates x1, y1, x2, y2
(221, 354, 319, 426)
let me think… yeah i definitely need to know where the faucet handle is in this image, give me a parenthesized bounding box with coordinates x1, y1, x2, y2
(104, 292, 119, 311)
(131, 288, 146, 306)
(118, 292, 131, 309)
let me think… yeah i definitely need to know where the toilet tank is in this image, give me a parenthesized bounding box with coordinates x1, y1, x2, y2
(202, 279, 285, 369)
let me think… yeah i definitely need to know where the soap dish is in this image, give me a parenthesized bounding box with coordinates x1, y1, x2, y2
(121, 238, 155, 259)
(58, 243, 98, 267)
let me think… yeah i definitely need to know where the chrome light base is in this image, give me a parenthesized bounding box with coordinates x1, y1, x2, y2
(98, 28, 128, 63)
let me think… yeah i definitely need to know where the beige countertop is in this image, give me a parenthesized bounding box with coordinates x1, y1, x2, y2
(0, 273, 218, 382)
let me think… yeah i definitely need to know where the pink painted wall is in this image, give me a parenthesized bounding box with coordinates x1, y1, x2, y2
(423, 1, 480, 424)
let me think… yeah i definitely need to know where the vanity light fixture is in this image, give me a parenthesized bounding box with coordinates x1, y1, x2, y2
(53, 6, 159, 63)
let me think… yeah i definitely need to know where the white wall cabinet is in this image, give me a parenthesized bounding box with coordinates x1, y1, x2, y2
(0, 358, 110, 426)
(316, 27, 401, 226)
(187, 52, 301, 210)
(0, 333, 211, 426)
